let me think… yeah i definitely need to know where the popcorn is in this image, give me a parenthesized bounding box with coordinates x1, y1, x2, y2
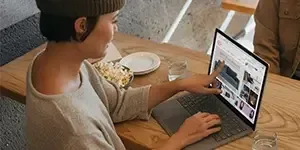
(93, 62, 133, 88)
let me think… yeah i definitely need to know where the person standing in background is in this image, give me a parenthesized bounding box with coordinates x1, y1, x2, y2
(254, 0, 300, 80)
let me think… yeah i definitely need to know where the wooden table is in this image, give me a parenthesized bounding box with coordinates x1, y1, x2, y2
(1, 33, 300, 149)
(221, 0, 259, 14)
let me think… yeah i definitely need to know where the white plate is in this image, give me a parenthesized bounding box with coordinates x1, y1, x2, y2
(134, 63, 160, 75)
(120, 52, 161, 74)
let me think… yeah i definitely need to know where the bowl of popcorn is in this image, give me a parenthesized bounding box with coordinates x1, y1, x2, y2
(93, 62, 134, 89)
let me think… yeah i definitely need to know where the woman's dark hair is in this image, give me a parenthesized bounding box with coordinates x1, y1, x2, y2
(39, 13, 99, 42)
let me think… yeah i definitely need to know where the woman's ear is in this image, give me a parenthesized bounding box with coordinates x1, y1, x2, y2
(74, 17, 87, 34)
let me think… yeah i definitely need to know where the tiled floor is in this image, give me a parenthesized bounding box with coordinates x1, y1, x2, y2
(168, 1, 252, 53)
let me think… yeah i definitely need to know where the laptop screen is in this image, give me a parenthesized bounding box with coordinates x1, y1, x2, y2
(209, 30, 267, 124)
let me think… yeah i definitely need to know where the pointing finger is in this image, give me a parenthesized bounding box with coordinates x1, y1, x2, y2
(212, 79, 218, 88)
(210, 61, 225, 79)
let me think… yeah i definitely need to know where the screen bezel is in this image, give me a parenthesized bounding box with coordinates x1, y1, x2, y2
(208, 28, 269, 130)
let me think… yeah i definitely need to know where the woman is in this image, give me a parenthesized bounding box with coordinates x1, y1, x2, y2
(26, 0, 224, 149)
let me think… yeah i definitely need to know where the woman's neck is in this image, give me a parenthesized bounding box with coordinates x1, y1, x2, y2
(31, 42, 86, 95)
(41, 42, 84, 77)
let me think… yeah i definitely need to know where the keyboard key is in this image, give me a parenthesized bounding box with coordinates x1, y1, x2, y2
(213, 135, 222, 142)
(224, 129, 232, 137)
(189, 109, 198, 115)
(230, 129, 239, 135)
(233, 119, 238, 123)
(237, 128, 242, 132)
(241, 127, 247, 131)
(219, 132, 227, 139)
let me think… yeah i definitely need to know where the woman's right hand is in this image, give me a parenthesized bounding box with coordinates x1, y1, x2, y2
(160, 112, 221, 150)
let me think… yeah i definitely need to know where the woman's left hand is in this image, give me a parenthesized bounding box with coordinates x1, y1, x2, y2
(177, 61, 225, 95)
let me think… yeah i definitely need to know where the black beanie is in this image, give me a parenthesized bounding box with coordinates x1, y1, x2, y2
(36, 0, 125, 17)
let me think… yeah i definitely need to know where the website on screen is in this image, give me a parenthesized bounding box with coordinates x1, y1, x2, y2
(210, 33, 266, 123)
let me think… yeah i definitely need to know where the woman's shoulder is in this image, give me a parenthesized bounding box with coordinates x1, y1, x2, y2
(28, 56, 83, 96)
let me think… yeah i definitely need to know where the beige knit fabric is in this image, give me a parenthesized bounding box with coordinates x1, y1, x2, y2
(26, 57, 151, 150)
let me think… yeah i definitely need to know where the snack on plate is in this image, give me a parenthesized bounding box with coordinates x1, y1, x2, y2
(93, 62, 133, 88)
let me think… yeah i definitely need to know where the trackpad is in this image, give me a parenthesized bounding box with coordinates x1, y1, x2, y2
(152, 100, 191, 135)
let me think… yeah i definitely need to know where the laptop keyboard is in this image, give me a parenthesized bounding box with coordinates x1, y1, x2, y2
(177, 94, 248, 142)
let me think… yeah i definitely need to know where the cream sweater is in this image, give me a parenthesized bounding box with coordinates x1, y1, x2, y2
(26, 59, 151, 150)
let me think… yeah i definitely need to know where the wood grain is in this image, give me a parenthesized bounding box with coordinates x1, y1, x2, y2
(1, 33, 300, 149)
(221, 0, 259, 14)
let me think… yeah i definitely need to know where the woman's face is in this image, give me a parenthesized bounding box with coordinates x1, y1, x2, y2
(76, 11, 119, 59)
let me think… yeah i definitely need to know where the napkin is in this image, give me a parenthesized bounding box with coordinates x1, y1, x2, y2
(88, 43, 122, 64)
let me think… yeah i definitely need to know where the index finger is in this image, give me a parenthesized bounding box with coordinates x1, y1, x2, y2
(210, 61, 225, 78)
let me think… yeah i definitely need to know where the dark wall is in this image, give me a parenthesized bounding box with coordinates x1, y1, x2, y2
(0, 0, 45, 66)
(0, 13, 46, 66)
(0, 0, 39, 30)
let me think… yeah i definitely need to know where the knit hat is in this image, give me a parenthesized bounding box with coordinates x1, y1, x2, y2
(36, 0, 125, 17)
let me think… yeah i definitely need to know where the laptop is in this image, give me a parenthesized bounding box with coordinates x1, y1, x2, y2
(152, 29, 269, 150)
